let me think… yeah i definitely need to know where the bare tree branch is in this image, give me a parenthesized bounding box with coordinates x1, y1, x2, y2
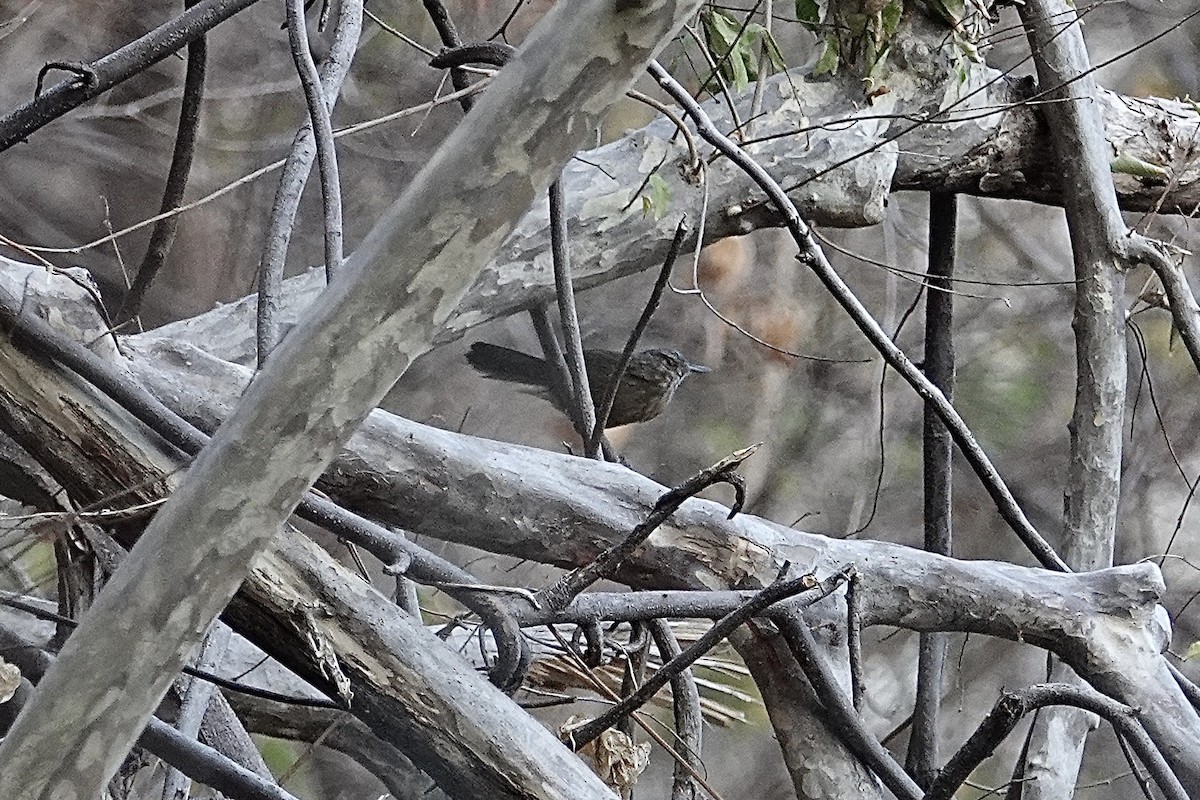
(283, 0, 347, 284)
(257, 0, 362, 360)
(908, 191, 956, 786)
(0, 0, 264, 151)
(116, 0, 209, 329)
(928, 684, 1187, 800)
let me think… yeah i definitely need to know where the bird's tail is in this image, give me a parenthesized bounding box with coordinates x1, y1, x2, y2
(466, 343, 551, 386)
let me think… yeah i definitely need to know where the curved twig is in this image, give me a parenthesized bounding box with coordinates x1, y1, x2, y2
(1129, 234, 1200, 377)
(566, 566, 849, 748)
(284, 0, 345, 283)
(116, 0, 209, 329)
(539, 444, 758, 613)
(926, 683, 1186, 800)
(257, 0, 361, 362)
(429, 42, 516, 71)
(420, 0, 474, 112)
(0, 0, 262, 152)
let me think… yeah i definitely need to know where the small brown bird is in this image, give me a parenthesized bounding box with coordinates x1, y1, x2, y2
(467, 342, 709, 428)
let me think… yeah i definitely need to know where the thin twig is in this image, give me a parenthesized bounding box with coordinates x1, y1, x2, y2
(284, 0, 346, 283)
(626, 89, 700, 172)
(586, 218, 689, 455)
(549, 180, 599, 453)
(539, 445, 758, 612)
(680, 23, 742, 134)
(489, 0, 530, 41)
(615, 622, 650, 740)
(5, 620, 295, 797)
(566, 567, 849, 748)
(646, 60, 1068, 573)
(1113, 726, 1158, 800)
(746, 0, 773, 139)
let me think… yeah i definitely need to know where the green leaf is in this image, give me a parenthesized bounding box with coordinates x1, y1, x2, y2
(757, 26, 788, 72)
(702, 9, 752, 91)
(864, 43, 892, 94)
(1111, 152, 1170, 179)
(729, 43, 751, 91)
(1186, 640, 1200, 661)
(795, 0, 822, 26)
(881, 0, 904, 37)
(642, 173, 672, 220)
(813, 33, 840, 76)
(702, 9, 739, 53)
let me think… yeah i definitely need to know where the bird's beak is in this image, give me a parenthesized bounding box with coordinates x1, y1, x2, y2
(689, 363, 711, 374)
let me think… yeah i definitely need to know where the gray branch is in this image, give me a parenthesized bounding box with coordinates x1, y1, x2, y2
(1016, 0, 1135, 791)
(123, 333, 1200, 795)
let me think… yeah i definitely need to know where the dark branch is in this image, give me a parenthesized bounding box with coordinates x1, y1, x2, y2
(927, 683, 1187, 800)
(0, 0, 263, 152)
(566, 567, 848, 748)
(116, 0, 209, 327)
(539, 445, 757, 612)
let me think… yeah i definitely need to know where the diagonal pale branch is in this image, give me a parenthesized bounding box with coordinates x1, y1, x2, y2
(0, 0, 703, 794)
(0, 279, 617, 798)
(127, 340, 1158, 636)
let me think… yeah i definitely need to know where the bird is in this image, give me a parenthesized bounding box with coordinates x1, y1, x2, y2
(466, 342, 709, 428)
